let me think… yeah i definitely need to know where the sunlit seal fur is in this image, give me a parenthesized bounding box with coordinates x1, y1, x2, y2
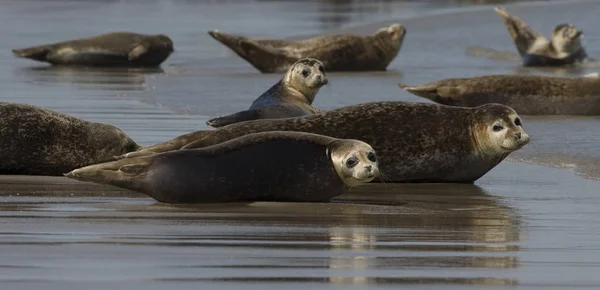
(206, 58, 328, 128)
(0, 102, 140, 176)
(495, 6, 589, 67)
(119, 102, 530, 183)
(66, 131, 379, 203)
(12, 32, 174, 67)
(399, 74, 600, 115)
(208, 23, 406, 73)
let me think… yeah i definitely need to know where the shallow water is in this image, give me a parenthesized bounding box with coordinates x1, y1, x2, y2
(1, 0, 600, 289)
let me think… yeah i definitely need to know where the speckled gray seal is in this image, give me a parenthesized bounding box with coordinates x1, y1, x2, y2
(12, 32, 174, 67)
(119, 101, 530, 183)
(66, 131, 379, 203)
(0, 102, 140, 176)
(207, 58, 328, 128)
(208, 23, 406, 73)
(495, 7, 589, 67)
(399, 74, 600, 115)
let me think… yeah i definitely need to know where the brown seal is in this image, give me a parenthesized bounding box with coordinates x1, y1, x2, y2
(399, 74, 600, 115)
(0, 102, 140, 176)
(119, 101, 530, 183)
(495, 6, 589, 67)
(208, 23, 406, 73)
(207, 58, 327, 128)
(12, 32, 174, 67)
(66, 131, 379, 203)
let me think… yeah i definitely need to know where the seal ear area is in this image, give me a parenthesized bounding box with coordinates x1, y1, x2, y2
(12, 46, 52, 61)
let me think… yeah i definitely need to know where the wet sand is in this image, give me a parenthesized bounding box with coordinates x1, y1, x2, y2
(1, 0, 600, 289)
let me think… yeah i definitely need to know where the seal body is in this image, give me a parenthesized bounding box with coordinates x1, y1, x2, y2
(208, 23, 406, 73)
(12, 32, 174, 67)
(0, 102, 140, 176)
(207, 58, 327, 128)
(121, 102, 530, 183)
(495, 7, 589, 67)
(67, 132, 379, 203)
(399, 74, 600, 115)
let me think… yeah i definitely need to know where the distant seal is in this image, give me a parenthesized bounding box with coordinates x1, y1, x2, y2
(495, 6, 589, 67)
(119, 101, 530, 183)
(0, 102, 140, 176)
(207, 58, 328, 128)
(66, 131, 379, 203)
(208, 23, 406, 73)
(12, 32, 174, 67)
(399, 74, 600, 115)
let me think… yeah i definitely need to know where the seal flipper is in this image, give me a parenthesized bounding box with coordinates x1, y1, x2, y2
(128, 42, 150, 61)
(64, 157, 152, 192)
(207, 109, 264, 128)
(12, 46, 53, 62)
(398, 82, 463, 104)
(494, 6, 546, 57)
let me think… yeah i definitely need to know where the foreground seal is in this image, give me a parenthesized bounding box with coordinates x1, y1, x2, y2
(207, 58, 328, 128)
(12, 32, 174, 67)
(66, 131, 379, 203)
(0, 102, 140, 176)
(208, 23, 406, 73)
(399, 74, 600, 115)
(495, 7, 589, 66)
(120, 101, 530, 183)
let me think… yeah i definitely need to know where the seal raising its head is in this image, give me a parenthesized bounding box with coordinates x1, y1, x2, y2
(0, 102, 140, 176)
(66, 131, 379, 203)
(119, 101, 529, 183)
(12, 32, 174, 67)
(207, 58, 328, 128)
(494, 7, 588, 66)
(399, 74, 600, 115)
(208, 23, 406, 73)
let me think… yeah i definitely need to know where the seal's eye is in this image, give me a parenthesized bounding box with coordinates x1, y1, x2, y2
(493, 125, 504, 132)
(514, 118, 522, 127)
(367, 151, 377, 162)
(301, 68, 311, 77)
(318, 65, 324, 73)
(345, 157, 358, 168)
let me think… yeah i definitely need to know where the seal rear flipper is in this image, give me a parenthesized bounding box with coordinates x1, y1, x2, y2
(238, 40, 299, 73)
(494, 6, 546, 56)
(64, 157, 152, 191)
(398, 82, 440, 101)
(206, 109, 263, 128)
(12, 46, 53, 62)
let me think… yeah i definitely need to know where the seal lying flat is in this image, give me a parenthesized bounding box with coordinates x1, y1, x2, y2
(66, 131, 379, 203)
(12, 32, 174, 67)
(0, 102, 140, 176)
(399, 74, 600, 115)
(495, 7, 589, 67)
(207, 58, 328, 128)
(208, 23, 406, 73)
(119, 101, 530, 183)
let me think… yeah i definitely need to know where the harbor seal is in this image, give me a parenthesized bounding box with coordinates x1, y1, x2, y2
(0, 102, 140, 176)
(398, 74, 600, 115)
(66, 131, 379, 203)
(206, 58, 328, 128)
(12, 32, 174, 67)
(119, 101, 530, 183)
(495, 6, 589, 67)
(208, 23, 406, 73)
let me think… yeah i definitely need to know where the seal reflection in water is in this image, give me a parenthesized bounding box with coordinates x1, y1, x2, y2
(66, 132, 379, 203)
(399, 74, 600, 115)
(12, 32, 174, 67)
(119, 102, 530, 183)
(208, 23, 406, 73)
(0, 102, 140, 176)
(494, 7, 589, 67)
(207, 58, 328, 128)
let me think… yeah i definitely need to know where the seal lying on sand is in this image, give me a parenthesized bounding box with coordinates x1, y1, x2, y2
(119, 101, 530, 183)
(12, 32, 174, 67)
(207, 58, 328, 128)
(398, 74, 600, 115)
(495, 6, 589, 67)
(208, 23, 406, 73)
(66, 131, 379, 203)
(0, 102, 140, 176)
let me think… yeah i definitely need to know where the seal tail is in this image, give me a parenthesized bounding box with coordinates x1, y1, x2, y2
(206, 110, 263, 128)
(64, 157, 152, 192)
(12, 45, 53, 62)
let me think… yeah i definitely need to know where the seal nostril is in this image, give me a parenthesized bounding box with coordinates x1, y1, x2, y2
(365, 165, 372, 172)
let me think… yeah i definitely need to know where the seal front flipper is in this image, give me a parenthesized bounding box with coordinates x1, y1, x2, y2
(128, 41, 150, 61)
(494, 6, 546, 56)
(12, 45, 53, 62)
